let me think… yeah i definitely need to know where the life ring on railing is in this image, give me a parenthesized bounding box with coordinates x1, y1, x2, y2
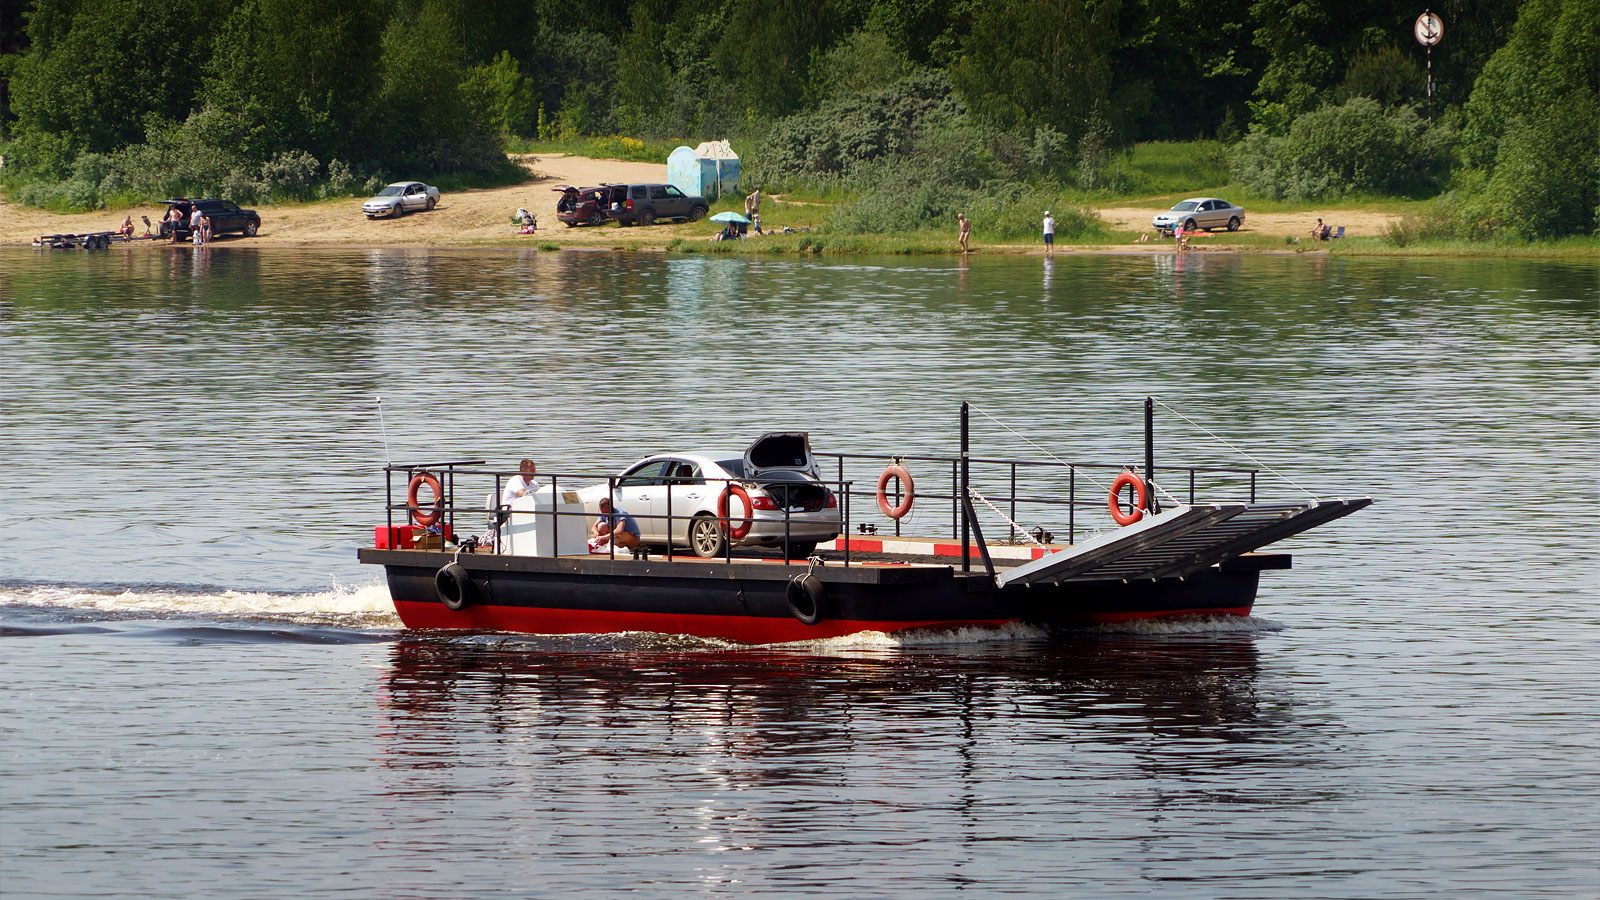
(407, 472, 444, 527)
(876, 464, 915, 519)
(718, 484, 753, 540)
(1108, 471, 1147, 526)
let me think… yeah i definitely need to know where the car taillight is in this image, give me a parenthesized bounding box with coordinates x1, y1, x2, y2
(626, 198, 634, 209)
(824, 490, 837, 508)
(749, 495, 778, 510)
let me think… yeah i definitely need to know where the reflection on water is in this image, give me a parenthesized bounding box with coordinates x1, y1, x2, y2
(381, 633, 1286, 753)
(364, 633, 1354, 895)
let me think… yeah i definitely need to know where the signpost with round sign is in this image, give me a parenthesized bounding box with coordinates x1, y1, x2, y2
(1415, 11, 1443, 117)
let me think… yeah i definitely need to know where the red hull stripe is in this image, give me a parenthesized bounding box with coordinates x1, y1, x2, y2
(393, 601, 1015, 644)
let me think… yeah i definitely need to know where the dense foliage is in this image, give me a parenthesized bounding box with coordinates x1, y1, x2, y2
(0, 0, 1593, 237)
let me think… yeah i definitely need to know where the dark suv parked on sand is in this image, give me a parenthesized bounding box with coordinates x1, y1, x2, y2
(159, 198, 262, 240)
(601, 183, 708, 226)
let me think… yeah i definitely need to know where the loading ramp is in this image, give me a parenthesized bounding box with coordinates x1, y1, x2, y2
(996, 498, 1372, 587)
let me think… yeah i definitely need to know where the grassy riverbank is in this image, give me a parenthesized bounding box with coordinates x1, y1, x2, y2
(4, 145, 1591, 259)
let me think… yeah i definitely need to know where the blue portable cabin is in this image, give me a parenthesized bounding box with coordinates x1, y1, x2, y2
(668, 146, 718, 201)
(695, 140, 741, 198)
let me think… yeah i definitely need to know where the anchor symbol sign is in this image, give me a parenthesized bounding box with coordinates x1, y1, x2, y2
(1415, 11, 1443, 47)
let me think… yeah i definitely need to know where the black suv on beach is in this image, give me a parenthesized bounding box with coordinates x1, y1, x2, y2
(600, 183, 708, 226)
(159, 198, 262, 240)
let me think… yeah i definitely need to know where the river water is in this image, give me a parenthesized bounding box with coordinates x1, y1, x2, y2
(2, 246, 1596, 898)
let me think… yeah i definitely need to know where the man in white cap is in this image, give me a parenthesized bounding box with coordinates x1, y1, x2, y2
(1043, 210, 1055, 256)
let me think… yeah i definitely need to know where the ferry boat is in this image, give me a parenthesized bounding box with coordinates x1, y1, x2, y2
(357, 402, 1370, 643)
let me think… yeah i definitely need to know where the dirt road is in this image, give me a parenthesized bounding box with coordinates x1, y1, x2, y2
(2, 156, 1401, 248)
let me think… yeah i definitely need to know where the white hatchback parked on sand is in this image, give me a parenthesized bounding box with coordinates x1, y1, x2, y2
(577, 433, 842, 558)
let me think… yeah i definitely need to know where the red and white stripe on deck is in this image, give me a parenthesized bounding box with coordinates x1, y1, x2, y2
(820, 535, 1062, 561)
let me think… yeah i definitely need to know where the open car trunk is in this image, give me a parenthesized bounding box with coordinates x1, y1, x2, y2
(744, 433, 826, 510)
(745, 432, 815, 474)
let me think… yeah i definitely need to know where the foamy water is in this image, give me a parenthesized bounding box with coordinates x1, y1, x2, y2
(0, 582, 400, 629)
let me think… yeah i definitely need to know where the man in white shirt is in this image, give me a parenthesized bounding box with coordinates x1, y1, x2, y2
(488, 459, 537, 550)
(1043, 211, 1055, 256)
(501, 458, 538, 507)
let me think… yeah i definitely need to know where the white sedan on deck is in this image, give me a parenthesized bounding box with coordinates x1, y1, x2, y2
(362, 181, 440, 219)
(577, 433, 842, 558)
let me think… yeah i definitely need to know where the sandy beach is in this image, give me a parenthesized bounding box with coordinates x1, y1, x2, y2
(0, 153, 1402, 250)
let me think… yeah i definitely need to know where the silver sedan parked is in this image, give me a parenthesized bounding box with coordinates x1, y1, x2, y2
(362, 181, 440, 219)
(1152, 198, 1245, 234)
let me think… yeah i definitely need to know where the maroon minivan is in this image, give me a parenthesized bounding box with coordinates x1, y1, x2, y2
(553, 185, 609, 227)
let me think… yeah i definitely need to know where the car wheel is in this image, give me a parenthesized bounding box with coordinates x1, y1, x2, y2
(244, 220, 259, 237)
(393, 205, 405, 218)
(1184, 218, 1197, 232)
(688, 205, 707, 223)
(689, 514, 727, 558)
(1227, 216, 1240, 232)
(589, 211, 605, 227)
(426, 196, 436, 211)
(639, 208, 656, 227)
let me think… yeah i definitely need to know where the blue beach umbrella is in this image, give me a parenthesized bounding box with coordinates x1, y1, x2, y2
(708, 212, 750, 224)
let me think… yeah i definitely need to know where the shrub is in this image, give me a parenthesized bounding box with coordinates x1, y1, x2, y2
(259, 150, 319, 200)
(324, 159, 360, 198)
(749, 72, 963, 185)
(1230, 98, 1455, 200)
(220, 168, 264, 204)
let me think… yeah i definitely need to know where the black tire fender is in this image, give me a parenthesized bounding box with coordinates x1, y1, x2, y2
(435, 562, 474, 610)
(785, 573, 826, 625)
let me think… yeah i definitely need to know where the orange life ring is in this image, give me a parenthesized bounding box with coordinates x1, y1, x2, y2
(876, 464, 915, 519)
(1108, 471, 1147, 526)
(407, 472, 444, 527)
(718, 483, 753, 540)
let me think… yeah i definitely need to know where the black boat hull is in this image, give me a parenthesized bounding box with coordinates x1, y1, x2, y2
(360, 549, 1281, 642)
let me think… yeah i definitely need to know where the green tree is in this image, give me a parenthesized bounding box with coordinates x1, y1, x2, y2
(8, 0, 226, 171)
(1335, 44, 1422, 107)
(714, 0, 836, 118)
(949, 0, 1115, 144)
(1461, 0, 1599, 236)
(1109, 0, 1258, 141)
(464, 50, 539, 138)
(204, 0, 384, 164)
(376, 0, 475, 147)
(614, 0, 675, 134)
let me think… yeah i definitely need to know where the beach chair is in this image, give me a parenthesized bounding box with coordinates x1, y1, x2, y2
(1332, 225, 1345, 239)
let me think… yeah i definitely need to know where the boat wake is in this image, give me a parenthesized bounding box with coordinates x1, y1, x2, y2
(0, 581, 400, 630)
(1077, 614, 1285, 635)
